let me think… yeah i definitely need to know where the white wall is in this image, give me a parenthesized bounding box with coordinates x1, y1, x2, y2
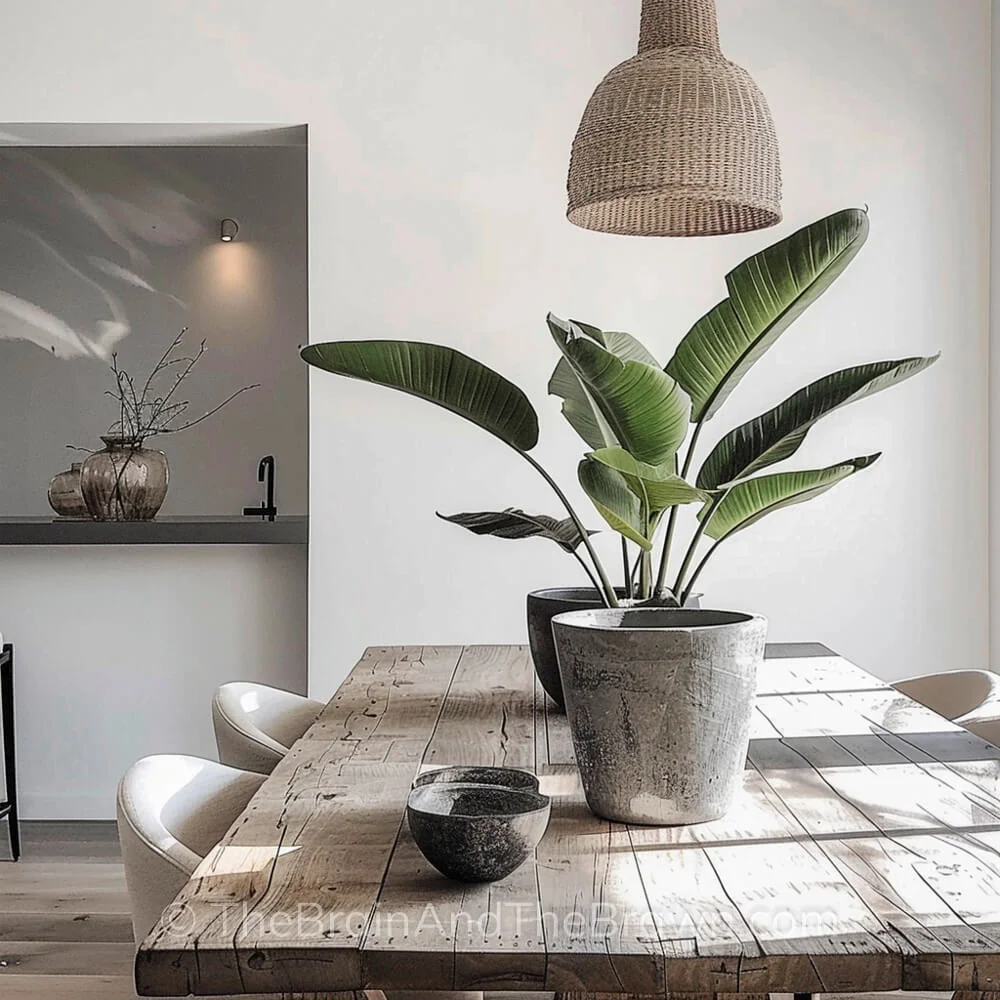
(992, 0, 1000, 678)
(0, 0, 991, 721)
(0, 545, 307, 819)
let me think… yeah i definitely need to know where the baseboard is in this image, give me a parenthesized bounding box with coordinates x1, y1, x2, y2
(18, 793, 115, 821)
(22, 820, 119, 843)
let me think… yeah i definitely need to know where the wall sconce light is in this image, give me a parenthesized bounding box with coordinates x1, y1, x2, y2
(220, 218, 239, 242)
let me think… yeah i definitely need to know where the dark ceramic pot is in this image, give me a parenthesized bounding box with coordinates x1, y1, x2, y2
(527, 587, 701, 709)
(406, 782, 551, 883)
(414, 766, 539, 792)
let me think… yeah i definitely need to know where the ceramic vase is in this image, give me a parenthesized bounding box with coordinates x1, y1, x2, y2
(47, 462, 88, 518)
(81, 436, 169, 521)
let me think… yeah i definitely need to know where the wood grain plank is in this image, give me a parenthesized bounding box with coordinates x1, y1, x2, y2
(536, 797, 664, 994)
(439, 649, 547, 993)
(756, 655, 888, 696)
(818, 763, 1000, 833)
(703, 838, 902, 993)
(816, 833, 1000, 990)
(136, 645, 462, 997)
(627, 832, 755, 993)
(752, 765, 879, 838)
(364, 645, 545, 992)
(756, 690, 963, 739)
(423, 646, 536, 769)
(543, 689, 575, 767)
(534, 671, 549, 768)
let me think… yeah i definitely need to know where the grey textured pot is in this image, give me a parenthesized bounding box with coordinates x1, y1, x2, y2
(526, 587, 701, 710)
(552, 607, 766, 825)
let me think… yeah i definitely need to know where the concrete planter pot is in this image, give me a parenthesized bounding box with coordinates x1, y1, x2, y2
(551, 607, 766, 825)
(527, 588, 701, 710)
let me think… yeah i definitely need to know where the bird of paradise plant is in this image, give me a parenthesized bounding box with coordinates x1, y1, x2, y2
(302, 208, 937, 608)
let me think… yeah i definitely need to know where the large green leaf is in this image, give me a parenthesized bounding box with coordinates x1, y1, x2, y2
(588, 447, 709, 513)
(302, 341, 539, 451)
(549, 314, 689, 465)
(548, 355, 617, 450)
(698, 355, 938, 489)
(547, 318, 660, 450)
(578, 459, 652, 550)
(436, 509, 595, 553)
(702, 455, 880, 542)
(666, 209, 870, 423)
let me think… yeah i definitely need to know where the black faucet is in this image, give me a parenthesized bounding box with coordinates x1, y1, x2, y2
(243, 455, 277, 522)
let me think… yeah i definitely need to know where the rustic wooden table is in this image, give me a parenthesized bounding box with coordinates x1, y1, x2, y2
(136, 643, 1000, 998)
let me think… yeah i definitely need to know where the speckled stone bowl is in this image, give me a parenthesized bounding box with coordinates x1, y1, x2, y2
(406, 783, 551, 883)
(413, 766, 540, 793)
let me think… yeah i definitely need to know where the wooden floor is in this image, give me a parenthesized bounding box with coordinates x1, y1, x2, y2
(0, 821, 138, 1000)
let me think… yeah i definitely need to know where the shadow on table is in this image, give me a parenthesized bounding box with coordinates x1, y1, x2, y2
(747, 731, 1000, 769)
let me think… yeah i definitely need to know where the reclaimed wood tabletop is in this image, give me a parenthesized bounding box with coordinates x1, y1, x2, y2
(135, 642, 1000, 998)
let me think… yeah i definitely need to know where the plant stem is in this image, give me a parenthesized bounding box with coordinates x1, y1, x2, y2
(621, 538, 633, 598)
(654, 506, 679, 598)
(680, 420, 704, 481)
(572, 547, 603, 595)
(653, 422, 704, 597)
(680, 539, 723, 605)
(638, 546, 652, 600)
(521, 451, 618, 608)
(672, 488, 723, 599)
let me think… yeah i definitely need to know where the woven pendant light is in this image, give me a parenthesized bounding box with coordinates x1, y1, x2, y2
(567, 0, 781, 237)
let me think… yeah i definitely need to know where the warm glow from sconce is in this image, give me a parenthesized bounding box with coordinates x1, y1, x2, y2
(220, 218, 239, 242)
(197, 240, 269, 311)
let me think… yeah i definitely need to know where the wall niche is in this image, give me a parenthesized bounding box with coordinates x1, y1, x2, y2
(0, 125, 308, 523)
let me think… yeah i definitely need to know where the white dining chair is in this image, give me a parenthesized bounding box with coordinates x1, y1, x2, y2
(892, 669, 1000, 728)
(213, 681, 323, 774)
(116, 753, 266, 945)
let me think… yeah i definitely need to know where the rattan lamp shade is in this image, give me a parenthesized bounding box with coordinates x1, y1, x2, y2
(567, 0, 781, 237)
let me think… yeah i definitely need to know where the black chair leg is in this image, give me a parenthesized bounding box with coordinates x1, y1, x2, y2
(1, 645, 19, 862)
(7, 802, 19, 862)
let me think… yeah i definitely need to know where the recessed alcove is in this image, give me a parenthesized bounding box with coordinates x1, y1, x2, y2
(0, 122, 308, 536)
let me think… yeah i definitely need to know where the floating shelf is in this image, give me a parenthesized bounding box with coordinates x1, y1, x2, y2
(0, 516, 308, 546)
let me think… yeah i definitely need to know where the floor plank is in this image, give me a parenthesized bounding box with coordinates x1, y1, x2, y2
(0, 911, 133, 943)
(0, 940, 134, 976)
(0, 974, 139, 999)
(0, 862, 130, 915)
(0, 824, 135, 994)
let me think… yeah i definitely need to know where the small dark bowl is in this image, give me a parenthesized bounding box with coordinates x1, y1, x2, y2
(406, 782, 551, 883)
(414, 766, 540, 793)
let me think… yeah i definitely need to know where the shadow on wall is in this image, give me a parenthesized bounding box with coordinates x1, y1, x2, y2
(0, 149, 212, 359)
